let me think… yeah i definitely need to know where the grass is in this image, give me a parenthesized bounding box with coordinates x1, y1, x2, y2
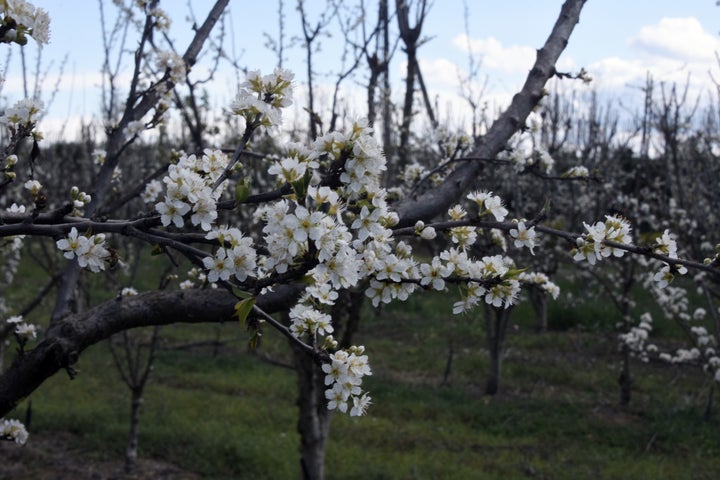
(4, 249, 720, 478)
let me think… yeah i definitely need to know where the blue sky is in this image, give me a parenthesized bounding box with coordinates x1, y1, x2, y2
(3, 1, 720, 139)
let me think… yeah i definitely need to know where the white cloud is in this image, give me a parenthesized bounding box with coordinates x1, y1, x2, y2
(418, 58, 467, 90)
(408, 58, 516, 130)
(579, 17, 720, 106)
(587, 54, 720, 103)
(628, 17, 720, 62)
(37, 115, 98, 142)
(586, 56, 649, 90)
(452, 33, 535, 73)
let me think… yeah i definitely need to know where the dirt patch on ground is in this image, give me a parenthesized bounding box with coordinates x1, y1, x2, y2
(0, 431, 200, 480)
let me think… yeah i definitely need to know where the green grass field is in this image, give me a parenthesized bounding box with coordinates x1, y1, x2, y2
(3, 248, 720, 479)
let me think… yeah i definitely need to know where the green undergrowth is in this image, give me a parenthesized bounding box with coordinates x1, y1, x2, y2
(4, 255, 720, 478)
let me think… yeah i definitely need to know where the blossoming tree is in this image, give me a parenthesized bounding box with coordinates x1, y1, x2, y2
(2, 1, 720, 479)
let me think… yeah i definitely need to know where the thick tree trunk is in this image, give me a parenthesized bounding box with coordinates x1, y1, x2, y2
(484, 306, 511, 396)
(125, 387, 143, 472)
(485, 343, 501, 396)
(293, 345, 331, 480)
(291, 288, 364, 479)
(0, 287, 303, 418)
(336, 289, 365, 350)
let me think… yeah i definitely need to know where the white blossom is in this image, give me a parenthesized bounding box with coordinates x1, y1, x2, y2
(1, 418, 28, 445)
(509, 221, 537, 254)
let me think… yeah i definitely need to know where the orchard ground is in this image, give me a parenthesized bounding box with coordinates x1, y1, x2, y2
(2, 251, 720, 479)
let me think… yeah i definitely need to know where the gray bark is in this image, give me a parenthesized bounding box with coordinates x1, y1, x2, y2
(125, 387, 143, 472)
(0, 286, 303, 417)
(50, 0, 230, 325)
(294, 344, 331, 480)
(394, 0, 587, 227)
(484, 305, 511, 396)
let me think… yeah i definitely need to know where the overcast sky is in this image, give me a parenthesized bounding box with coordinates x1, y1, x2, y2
(2, 1, 719, 140)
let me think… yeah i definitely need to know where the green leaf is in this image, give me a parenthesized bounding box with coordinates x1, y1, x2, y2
(233, 297, 256, 328)
(505, 267, 528, 278)
(234, 289, 253, 300)
(248, 330, 262, 350)
(291, 169, 312, 200)
(234, 177, 252, 203)
(299, 274, 315, 285)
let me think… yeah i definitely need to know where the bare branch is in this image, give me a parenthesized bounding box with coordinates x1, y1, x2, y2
(393, 0, 587, 226)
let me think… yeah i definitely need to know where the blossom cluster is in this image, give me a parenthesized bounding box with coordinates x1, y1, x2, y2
(229, 68, 294, 130)
(396, 128, 470, 192)
(69, 186, 91, 215)
(0, 0, 50, 46)
(6, 314, 37, 340)
(120, 287, 138, 297)
(0, 206, 24, 284)
(358, 191, 553, 315)
(562, 165, 589, 178)
(618, 312, 655, 363)
(648, 281, 690, 322)
(150, 7, 171, 33)
(467, 190, 509, 222)
(572, 214, 632, 265)
(518, 272, 560, 300)
(0, 98, 43, 129)
(153, 49, 187, 115)
(55, 227, 111, 273)
(658, 320, 720, 383)
(2, 153, 18, 181)
(0, 418, 28, 445)
(202, 226, 257, 283)
(450, 253, 522, 312)
(632, 288, 720, 384)
(651, 229, 687, 288)
(162, 71, 393, 413)
(502, 111, 555, 174)
(400, 162, 430, 187)
(322, 347, 372, 416)
(259, 119, 397, 411)
(124, 120, 146, 138)
(155, 149, 229, 231)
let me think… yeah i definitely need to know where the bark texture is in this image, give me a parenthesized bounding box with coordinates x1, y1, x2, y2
(0, 286, 302, 417)
(294, 344, 331, 480)
(394, 0, 587, 227)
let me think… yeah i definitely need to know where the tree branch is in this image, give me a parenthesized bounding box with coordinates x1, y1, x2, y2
(393, 0, 587, 226)
(0, 285, 303, 417)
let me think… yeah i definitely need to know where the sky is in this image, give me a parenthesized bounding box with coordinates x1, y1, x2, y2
(2, 0, 720, 141)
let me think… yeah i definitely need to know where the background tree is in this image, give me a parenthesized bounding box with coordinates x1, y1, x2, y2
(4, 1, 720, 479)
